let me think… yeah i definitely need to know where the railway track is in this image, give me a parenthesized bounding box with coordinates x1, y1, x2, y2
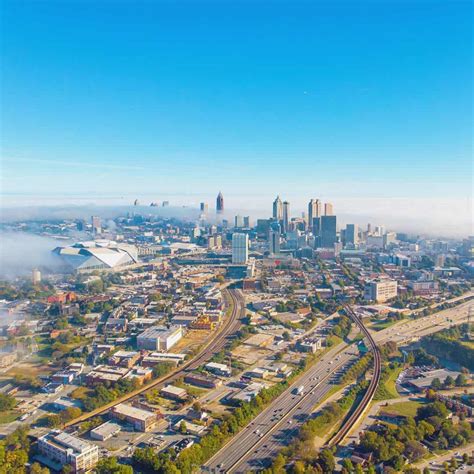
(328, 305, 381, 447)
(64, 288, 244, 427)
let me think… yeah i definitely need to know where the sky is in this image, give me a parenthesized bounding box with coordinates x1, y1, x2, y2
(0, 0, 472, 235)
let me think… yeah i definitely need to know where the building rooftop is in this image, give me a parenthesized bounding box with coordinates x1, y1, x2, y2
(112, 403, 156, 421)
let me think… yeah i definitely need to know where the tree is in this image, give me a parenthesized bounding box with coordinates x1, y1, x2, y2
(444, 375, 455, 388)
(318, 449, 335, 473)
(0, 393, 17, 411)
(417, 401, 448, 420)
(30, 463, 50, 474)
(282, 331, 291, 341)
(341, 459, 354, 473)
(271, 453, 287, 473)
(455, 374, 467, 387)
(431, 378, 442, 390)
(96, 457, 133, 474)
(179, 420, 187, 434)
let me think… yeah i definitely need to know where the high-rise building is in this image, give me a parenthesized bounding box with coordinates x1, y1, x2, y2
(273, 196, 283, 221)
(32, 269, 41, 284)
(345, 224, 358, 247)
(308, 199, 322, 229)
(324, 202, 333, 216)
(91, 216, 101, 234)
(364, 279, 398, 303)
(216, 192, 224, 214)
(234, 215, 244, 228)
(200, 202, 208, 213)
(320, 215, 337, 248)
(269, 222, 281, 255)
(232, 233, 249, 264)
(162, 201, 169, 207)
(282, 201, 290, 233)
(243, 216, 250, 228)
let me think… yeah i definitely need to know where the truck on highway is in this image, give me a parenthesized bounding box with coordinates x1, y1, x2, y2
(294, 385, 304, 395)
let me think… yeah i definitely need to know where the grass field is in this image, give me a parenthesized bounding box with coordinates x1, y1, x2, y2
(380, 400, 423, 418)
(0, 410, 20, 424)
(369, 319, 398, 331)
(375, 366, 402, 400)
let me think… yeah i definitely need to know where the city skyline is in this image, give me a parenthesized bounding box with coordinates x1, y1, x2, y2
(1, 1, 471, 226)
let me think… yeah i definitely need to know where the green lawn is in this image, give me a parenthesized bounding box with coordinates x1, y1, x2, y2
(380, 400, 423, 418)
(0, 410, 20, 424)
(369, 319, 398, 331)
(375, 366, 402, 400)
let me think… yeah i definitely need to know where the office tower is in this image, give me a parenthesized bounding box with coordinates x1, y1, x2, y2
(200, 202, 208, 213)
(308, 199, 322, 229)
(256, 219, 270, 235)
(324, 202, 334, 216)
(243, 216, 250, 228)
(364, 279, 398, 303)
(282, 201, 290, 233)
(32, 269, 41, 284)
(91, 216, 101, 234)
(232, 233, 249, 264)
(312, 217, 322, 246)
(272, 196, 283, 221)
(234, 215, 244, 228)
(345, 224, 358, 247)
(367, 223, 372, 234)
(375, 225, 386, 237)
(162, 201, 169, 207)
(320, 215, 337, 248)
(269, 222, 281, 255)
(216, 192, 224, 214)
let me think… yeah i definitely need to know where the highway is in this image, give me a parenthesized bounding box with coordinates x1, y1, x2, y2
(64, 288, 245, 427)
(204, 343, 359, 473)
(203, 299, 473, 473)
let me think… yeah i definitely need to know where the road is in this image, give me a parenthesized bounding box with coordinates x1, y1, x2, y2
(64, 288, 245, 427)
(204, 298, 473, 472)
(204, 343, 359, 473)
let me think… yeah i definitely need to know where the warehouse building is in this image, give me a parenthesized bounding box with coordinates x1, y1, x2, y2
(137, 325, 183, 351)
(110, 403, 158, 432)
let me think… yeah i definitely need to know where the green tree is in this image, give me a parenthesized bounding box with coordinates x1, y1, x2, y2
(455, 374, 467, 387)
(444, 375, 455, 388)
(96, 457, 133, 474)
(431, 377, 442, 390)
(0, 393, 17, 411)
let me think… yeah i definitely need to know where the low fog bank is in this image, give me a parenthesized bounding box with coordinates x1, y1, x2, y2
(0, 204, 201, 223)
(0, 232, 62, 280)
(0, 196, 471, 239)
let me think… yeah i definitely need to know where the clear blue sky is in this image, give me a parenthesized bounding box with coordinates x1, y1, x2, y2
(1, 0, 472, 211)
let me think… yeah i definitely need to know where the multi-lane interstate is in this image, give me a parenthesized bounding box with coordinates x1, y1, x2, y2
(204, 298, 473, 473)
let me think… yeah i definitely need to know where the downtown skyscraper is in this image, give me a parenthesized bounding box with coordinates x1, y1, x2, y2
(272, 195, 283, 221)
(308, 199, 322, 230)
(216, 192, 224, 214)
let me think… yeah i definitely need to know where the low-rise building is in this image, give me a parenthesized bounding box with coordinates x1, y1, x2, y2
(90, 421, 122, 441)
(110, 403, 158, 432)
(38, 430, 99, 473)
(137, 326, 183, 351)
(160, 384, 187, 401)
(184, 372, 222, 389)
(205, 362, 231, 377)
